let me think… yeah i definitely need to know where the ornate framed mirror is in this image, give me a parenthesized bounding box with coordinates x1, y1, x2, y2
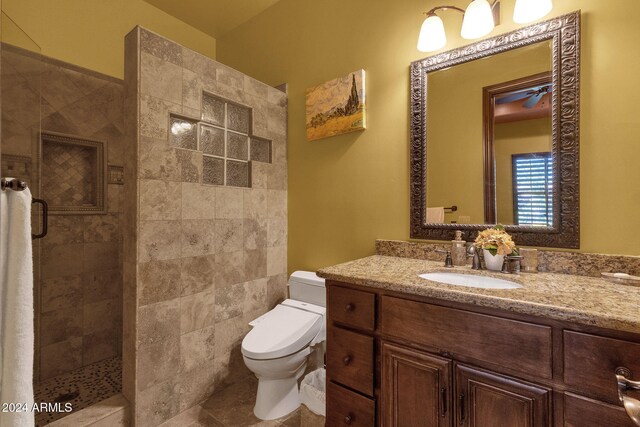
(410, 11, 580, 248)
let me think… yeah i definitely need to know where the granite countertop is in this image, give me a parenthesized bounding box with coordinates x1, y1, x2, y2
(317, 255, 640, 334)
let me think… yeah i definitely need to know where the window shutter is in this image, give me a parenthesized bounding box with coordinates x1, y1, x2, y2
(512, 153, 553, 226)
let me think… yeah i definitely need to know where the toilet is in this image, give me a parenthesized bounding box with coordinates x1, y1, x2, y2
(242, 271, 326, 420)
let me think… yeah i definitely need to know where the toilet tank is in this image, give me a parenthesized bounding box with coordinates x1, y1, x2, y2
(288, 271, 326, 307)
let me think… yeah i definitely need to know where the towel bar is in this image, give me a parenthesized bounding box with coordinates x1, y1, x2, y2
(2, 177, 49, 240)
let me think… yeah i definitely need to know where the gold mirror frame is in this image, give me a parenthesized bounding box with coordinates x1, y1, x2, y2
(410, 11, 580, 248)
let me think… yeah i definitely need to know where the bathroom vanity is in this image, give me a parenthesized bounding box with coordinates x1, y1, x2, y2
(318, 255, 640, 427)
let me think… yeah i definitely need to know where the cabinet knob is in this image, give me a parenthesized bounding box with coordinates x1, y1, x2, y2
(343, 355, 352, 366)
(345, 303, 355, 312)
(344, 414, 353, 424)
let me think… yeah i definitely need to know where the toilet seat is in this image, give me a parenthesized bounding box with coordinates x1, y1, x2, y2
(242, 300, 325, 360)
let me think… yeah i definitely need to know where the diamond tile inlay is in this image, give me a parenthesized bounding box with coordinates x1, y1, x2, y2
(41, 134, 106, 213)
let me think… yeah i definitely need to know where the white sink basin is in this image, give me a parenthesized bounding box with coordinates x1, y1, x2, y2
(419, 272, 523, 290)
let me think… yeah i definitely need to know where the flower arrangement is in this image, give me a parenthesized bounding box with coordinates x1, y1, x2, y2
(474, 225, 518, 256)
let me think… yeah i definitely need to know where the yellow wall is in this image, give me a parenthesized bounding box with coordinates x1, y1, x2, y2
(1, 0, 216, 78)
(494, 118, 552, 224)
(218, 0, 640, 272)
(426, 42, 551, 224)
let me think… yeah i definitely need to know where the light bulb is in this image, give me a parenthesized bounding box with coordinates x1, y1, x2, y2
(417, 14, 447, 52)
(461, 0, 495, 39)
(513, 0, 553, 24)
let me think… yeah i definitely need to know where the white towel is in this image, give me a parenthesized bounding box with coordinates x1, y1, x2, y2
(0, 186, 35, 427)
(426, 207, 445, 223)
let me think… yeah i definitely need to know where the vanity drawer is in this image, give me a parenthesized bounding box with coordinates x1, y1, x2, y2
(327, 381, 375, 427)
(564, 393, 635, 427)
(328, 285, 376, 331)
(380, 296, 553, 378)
(564, 331, 640, 403)
(327, 326, 374, 396)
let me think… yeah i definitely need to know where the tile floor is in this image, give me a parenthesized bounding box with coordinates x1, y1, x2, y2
(160, 377, 322, 427)
(34, 356, 121, 426)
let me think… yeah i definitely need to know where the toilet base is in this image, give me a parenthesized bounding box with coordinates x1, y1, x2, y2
(253, 376, 301, 420)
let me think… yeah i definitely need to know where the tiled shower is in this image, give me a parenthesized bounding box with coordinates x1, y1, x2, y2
(1, 16, 125, 424)
(1, 14, 287, 427)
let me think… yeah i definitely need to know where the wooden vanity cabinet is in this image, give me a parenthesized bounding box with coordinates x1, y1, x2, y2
(326, 280, 640, 427)
(381, 343, 452, 427)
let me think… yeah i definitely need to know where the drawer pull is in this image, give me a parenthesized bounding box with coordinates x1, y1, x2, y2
(343, 355, 352, 366)
(345, 303, 355, 312)
(344, 414, 353, 424)
(615, 367, 640, 426)
(459, 393, 465, 424)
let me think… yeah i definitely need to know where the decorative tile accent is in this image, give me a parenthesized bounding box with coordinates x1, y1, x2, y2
(199, 124, 225, 156)
(203, 156, 225, 186)
(250, 138, 272, 163)
(107, 165, 124, 185)
(226, 160, 249, 188)
(226, 102, 251, 134)
(34, 356, 121, 426)
(41, 133, 106, 214)
(169, 115, 198, 150)
(1, 154, 32, 185)
(201, 93, 225, 126)
(227, 132, 248, 161)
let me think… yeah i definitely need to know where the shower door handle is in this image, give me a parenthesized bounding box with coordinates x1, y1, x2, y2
(32, 198, 48, 240)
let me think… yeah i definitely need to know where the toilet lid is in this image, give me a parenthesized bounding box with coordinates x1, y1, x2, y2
(241, 304, 323, 360)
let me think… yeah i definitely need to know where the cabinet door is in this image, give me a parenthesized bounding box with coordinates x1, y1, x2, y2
(382, 342, 452, 427)
(455, 364, 551, 427)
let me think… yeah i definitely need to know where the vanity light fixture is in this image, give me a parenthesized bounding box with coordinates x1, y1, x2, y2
(417, 0, 500, 52)
(513, 0, 553, 23)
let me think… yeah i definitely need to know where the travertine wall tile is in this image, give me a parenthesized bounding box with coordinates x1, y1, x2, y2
(180, 290, 216, 334)
(267, 246, 288, 277)
(181, 219, 216, 257)
(137, 340, 180, 392)
(137, 299, 181, 347)
(215, 187, 244, 218)
(244, 218, 267, 250)
(182, 183, 216, 219)
(139, 259, 181, 306)
(140, 52, 183, 104)
(180, 326, 215, 372)
(138, 220, 182, 262)
(139, 136, 181, 181)
(41, 275, 83, 312)
(180, 255, 216, 296)
(140, 179, 181, 220)
(128, 27, 287, 425)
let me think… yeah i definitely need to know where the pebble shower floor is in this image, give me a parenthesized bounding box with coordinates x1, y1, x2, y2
(34, 356, 121, 426)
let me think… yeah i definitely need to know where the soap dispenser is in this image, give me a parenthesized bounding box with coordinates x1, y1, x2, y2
(451, 230, 467, 266)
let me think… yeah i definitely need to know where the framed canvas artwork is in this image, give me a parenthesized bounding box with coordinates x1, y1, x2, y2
(305, 69, 366, 141)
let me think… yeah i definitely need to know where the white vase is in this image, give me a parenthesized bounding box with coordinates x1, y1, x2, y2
(483, 249, 505, 271)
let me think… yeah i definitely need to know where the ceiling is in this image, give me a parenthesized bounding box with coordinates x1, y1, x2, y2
(144, 0, 282, 38)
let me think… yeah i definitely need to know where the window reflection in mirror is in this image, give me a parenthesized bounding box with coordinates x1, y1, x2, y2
(424, 40, 553, 226)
